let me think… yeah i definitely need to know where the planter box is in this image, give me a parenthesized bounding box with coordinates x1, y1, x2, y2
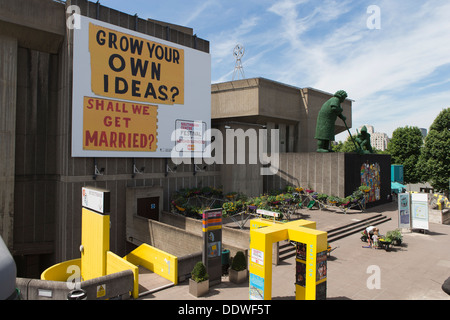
(189, 279, 209, 297)
(229, 269, 248, 284)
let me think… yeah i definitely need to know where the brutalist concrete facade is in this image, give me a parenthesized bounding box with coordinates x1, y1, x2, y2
(0, 0, 217, 278)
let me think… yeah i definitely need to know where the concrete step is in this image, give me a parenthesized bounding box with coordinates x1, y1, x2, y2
(278, 214, 392, 261)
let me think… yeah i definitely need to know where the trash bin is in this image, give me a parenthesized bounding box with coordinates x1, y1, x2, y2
(222, 249, 230, 266)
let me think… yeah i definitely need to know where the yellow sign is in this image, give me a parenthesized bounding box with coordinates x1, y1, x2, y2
(89, 23, 184, 105)
(97, 284, 106, 298)
(83, 97, 158, 152)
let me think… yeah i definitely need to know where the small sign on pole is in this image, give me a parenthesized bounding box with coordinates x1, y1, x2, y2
(82, 186, 110, 214)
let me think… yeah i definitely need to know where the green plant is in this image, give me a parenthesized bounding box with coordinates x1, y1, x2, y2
(386, 229, 403, 242)
(359, 185, 370, 192)
(231, 251, 247, 271)
(317, 193, 328, 202)
(191, 261, 209, 283)
(327, 195, 340, 203)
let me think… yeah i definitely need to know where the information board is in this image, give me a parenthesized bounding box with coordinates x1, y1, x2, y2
(202, 208, 222, 285)
(398, 193, 411, 229)
(411, 193, 429, 230)
(72, 15, 211, 158)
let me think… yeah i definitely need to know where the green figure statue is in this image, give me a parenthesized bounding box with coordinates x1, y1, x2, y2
(315, 90, 348, 152)
(355, 126, 373, 154)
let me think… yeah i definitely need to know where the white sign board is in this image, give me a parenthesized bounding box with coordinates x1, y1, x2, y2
(82, 187, 110, 214)
(256, 209, 280, 218)
(72, 15, 211, 158)
(251, 248, 264, 266)
(411, 193, 429, 230)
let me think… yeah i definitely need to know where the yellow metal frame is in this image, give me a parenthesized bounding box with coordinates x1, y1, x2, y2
(81, 208, 110, 281)
(124, 243, 178, 285)
(249, 218, 327, 300)
(42, 207, 178, 300)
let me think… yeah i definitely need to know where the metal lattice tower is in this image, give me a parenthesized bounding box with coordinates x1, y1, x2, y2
(232, 44, 245, 80)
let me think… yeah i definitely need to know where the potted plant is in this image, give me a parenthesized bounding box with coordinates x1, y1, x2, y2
(386, 229, 403, 246)
(327, 195, 340, 205)
(189, 261, 209, 297)
(229, 251, 248, 284)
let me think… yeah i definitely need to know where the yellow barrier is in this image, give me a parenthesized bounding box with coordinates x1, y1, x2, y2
(106, 251, 139, 299)
(124, 243, 178, 285)
(249, 219, 327, 300)
(41, 258, 81, 281)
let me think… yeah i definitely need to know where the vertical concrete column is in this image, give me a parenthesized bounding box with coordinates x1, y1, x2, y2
(279, 123, 286, 153)
(0, 36, 17, 250)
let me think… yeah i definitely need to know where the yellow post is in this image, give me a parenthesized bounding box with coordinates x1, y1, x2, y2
(81, 207, 110, 281)
(249, 219, 327, 300)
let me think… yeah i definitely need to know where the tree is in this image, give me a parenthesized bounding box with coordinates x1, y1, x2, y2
(417, 108, 450, 195)
(387, 126, 423, 184)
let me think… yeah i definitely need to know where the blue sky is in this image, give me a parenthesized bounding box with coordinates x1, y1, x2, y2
(100, 0, 450, 141)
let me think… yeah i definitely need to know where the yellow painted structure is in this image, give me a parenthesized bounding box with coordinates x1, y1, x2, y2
(81, 208, 110, 280)
(41, 258, 81, 281)
(124, 243, 178, 285)
(106, 251, 139, 299)
(249, 218, 327, 300)
(41, 206, 178, 300)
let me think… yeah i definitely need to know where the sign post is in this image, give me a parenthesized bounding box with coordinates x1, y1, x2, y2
(398, 193, 411, 230)
(202, 208, 222, 286)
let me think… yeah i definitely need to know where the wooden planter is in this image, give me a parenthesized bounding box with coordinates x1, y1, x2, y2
(229, 268, 248, 284)
(189, 279, 209, 297)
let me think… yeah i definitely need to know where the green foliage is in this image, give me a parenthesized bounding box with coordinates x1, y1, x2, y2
(417, 108, 450, 195)
(388, 126, 424, 184)
(385, 229, 403, 242)
(231, 251, 247, 271)
(191, 261, 209, 283)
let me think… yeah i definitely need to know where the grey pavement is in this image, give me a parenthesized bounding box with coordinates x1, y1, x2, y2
(139, 201, 450, 300)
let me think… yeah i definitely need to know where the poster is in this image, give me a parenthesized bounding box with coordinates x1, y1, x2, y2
(249, 273, 265, 300)
(316, 251, 327, 281)
(398, 193, 411, 228)
(296, 261, 306, 287)
(411, 193, 429, 230)
(360, 162, 381, 202)
(296, 242, 306, 261)
(251, 248, 264, 266)
(72, 15, 211, 158)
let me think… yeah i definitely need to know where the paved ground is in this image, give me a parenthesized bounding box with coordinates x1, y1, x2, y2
(139, 201, 450, 300)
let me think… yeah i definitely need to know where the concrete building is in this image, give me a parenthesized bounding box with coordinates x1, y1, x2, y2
(0, 0, 215, 278)
(371, 132, 390, 151)
(212, 78, 352, 197)
(0, 0, 354, 278)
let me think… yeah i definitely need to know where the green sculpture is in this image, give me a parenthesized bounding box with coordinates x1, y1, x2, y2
(355, 126, 373, 154)
(315, 90, 348, 152)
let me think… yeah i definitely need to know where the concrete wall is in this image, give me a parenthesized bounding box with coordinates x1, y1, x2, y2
(16, 269, 134, 300)
(0, 0, 217, 278)
(128, 210, 249, 257)
(265, 153, 346, 197)
(0, 35, 17, 250)
(265, 152, 392, 208)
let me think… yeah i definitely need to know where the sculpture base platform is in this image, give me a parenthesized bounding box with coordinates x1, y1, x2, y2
(264, 152, 392, 208)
